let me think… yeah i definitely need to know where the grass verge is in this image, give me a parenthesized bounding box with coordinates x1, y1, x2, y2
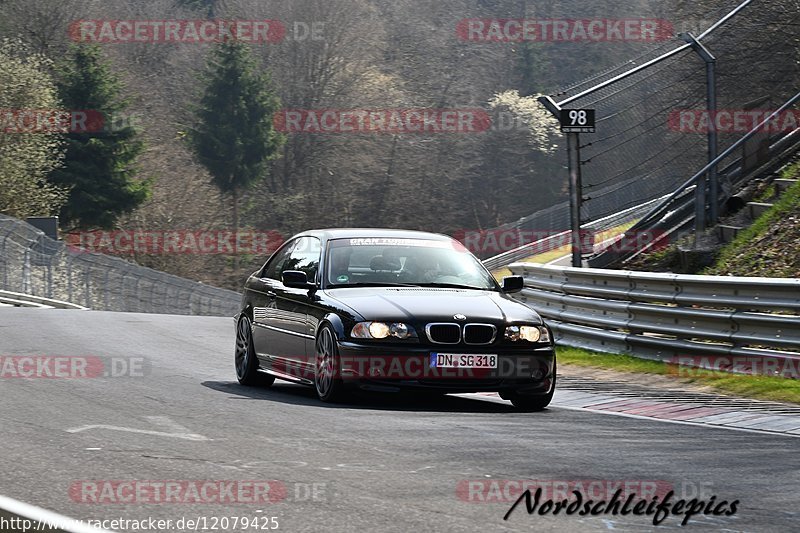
(558, 346, 800, 404)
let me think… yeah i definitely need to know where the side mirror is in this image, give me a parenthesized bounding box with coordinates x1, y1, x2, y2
(282, 270, 316, 290)
(501, 275, 524, 294)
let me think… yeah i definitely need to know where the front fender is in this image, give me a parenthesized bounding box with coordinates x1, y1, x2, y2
(318, 313, 347, 341)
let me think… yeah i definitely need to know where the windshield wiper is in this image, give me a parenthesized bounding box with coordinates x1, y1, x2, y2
(416, 283, 495, 291)
(328, 282, 422, 288)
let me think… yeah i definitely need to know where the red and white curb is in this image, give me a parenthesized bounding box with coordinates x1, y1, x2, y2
(458, 390, 800, 437)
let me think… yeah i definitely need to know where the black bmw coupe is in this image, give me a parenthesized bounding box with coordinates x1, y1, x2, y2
(233, 229, 556, 411)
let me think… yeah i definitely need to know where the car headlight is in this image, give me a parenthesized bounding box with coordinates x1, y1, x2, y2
(351, 321, 416, 340)
(505, 325, 549, 343)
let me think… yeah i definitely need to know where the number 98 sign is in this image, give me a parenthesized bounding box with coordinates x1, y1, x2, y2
(560, 109, 596, 133)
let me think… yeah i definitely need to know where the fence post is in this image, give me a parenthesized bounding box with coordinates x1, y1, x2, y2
(22, 249, 30, 294)
(1, 233, 6, 289)
(103, 267, 110, 310)
(84, 267, 91, 308)
(683, 32, 719, 230)
(67, 256, 73, 302)
(47, 258, 53, 299)
(135, 276, 142, 313)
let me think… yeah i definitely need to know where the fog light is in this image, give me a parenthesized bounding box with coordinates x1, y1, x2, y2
(390, 323, 410, 339)
(505, 326, 520, 341)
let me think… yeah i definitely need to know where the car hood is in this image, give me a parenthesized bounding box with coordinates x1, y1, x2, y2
(323, 287, 542, 325)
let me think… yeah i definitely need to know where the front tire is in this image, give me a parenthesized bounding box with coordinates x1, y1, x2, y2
(235, 315, 275, 387)
(508, 360, 556, 412)
(314, 325, 349, 403)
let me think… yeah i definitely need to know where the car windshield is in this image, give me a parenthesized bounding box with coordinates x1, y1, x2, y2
(325, 237, 498, 290)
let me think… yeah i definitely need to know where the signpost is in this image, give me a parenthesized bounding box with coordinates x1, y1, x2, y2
(560, 109, 596, 134)
(559, 109, 595, 267)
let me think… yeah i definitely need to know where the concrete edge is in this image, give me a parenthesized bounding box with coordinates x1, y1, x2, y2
(0, 494, 115, 533)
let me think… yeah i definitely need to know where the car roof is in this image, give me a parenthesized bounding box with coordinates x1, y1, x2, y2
(293, 228, 454, 243)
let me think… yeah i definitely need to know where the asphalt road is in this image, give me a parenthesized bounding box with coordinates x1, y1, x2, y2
(0, 308, 797, 532)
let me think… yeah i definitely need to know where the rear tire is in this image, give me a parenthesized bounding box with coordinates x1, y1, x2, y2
(235, 315, 275, 387)
(314, 325, 350, 403)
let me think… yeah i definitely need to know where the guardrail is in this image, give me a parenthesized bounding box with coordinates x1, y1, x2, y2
(0, 289, 88, 310)
(509, 262, 800, 366)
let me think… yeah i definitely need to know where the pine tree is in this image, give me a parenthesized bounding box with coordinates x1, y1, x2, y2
(50, 44, 150, 229)
(188, 41, 284, 267)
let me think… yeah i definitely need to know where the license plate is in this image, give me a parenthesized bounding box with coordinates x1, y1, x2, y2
(430, 353, 498, 369)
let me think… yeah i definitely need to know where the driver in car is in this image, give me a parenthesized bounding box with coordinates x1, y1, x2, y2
(403, 252, 440, 282)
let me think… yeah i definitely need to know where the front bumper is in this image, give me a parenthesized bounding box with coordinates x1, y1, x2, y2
(336, 341, 555, 394)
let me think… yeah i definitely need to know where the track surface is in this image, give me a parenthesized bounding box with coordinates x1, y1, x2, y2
(0, 309, 798, 532)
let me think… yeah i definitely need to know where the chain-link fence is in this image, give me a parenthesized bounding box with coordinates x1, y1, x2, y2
(554, 0, 796, 218)
(0, 214, 241, 316)
(480, 0, 800, 265)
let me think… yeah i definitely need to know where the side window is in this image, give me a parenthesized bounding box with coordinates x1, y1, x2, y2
(283, 237, 321, 282)
(262, 240, 297, 281)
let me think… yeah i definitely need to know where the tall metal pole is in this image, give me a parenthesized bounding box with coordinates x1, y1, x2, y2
(566, 132, 583, 267)
(706, 59, 719, 224)
(683, 32, 718, 232)
(540, 95, 587, 267)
